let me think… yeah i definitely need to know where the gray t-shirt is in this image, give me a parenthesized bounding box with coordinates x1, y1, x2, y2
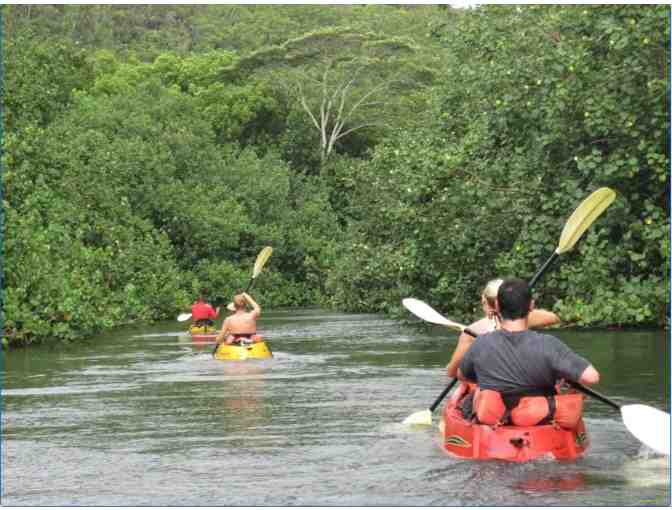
(459, 329, 590, 396)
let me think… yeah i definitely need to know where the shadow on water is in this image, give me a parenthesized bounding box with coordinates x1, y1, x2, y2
(2, 308, 670, 506)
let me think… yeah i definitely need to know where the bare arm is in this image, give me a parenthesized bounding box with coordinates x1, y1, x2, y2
(215, 318, 231, 343)
(528, 309, 560, 329)
(578, 365, 600, 385)
(446, 332, 476, 378)
(243, 292, 261, 319)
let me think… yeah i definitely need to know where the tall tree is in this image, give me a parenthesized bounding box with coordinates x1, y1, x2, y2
(232, 27, 438, 164)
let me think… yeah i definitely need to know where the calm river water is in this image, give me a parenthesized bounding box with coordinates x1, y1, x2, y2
(2, 308, 670, 506)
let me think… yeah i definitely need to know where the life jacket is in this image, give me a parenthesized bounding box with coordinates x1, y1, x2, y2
(473, 387, 584, 430)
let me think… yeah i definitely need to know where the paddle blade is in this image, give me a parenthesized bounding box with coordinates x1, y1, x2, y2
(177, 313, 192, 322)
(402, 298, 466, 332)
(403, 409, 432, 426)
(621, 404, 670, 455)
(557, 187, 616, 254)
(253, 246, 273, 279)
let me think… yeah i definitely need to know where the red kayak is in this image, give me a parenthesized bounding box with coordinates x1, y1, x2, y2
(191, 332, 218, 342)
(439, 390, 589, 462)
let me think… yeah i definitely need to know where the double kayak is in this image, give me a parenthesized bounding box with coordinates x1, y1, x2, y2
(439, 386, 589, 462)
(213, 339, 272, 361)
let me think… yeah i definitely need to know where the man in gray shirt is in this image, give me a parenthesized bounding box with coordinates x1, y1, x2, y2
(459, 278, 600, 409)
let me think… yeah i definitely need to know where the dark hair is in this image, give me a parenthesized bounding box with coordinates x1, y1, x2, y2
(497, 278, 531, 320)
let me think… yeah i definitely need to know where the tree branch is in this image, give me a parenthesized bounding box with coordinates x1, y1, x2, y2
(297, 81, 321, 132)
(334, 122, 381, 141)
(342, 79, 395, 123)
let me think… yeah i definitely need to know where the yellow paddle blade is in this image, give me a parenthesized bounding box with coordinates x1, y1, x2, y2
(253, 246, 273, 278)
(557, 187, 616, 254)
(403, 409, 432, 426)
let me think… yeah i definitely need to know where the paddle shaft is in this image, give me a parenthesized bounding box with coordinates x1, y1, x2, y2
(463, 327, 478, 338)
(568, 380, 621, 411)
(244, 277, 256, 293)
(430, 378, 458, 412)
(528, 251, 559, 290)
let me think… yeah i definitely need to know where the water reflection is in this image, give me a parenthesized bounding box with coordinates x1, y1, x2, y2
(515, 472, 587, 492)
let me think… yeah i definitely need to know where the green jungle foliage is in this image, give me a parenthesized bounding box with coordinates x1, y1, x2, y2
(2, 5, 669, 346)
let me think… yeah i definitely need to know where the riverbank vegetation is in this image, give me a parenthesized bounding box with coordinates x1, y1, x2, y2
(3, 5, 669, 346)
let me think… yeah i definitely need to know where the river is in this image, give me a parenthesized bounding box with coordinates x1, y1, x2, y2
(2, 308, 670, 506)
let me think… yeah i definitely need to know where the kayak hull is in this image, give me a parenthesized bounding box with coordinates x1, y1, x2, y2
(440, 391, 589, 462)
(189, 325, 215, 335)
(191, 332, 218, 342)
(214, 340, 272, 361)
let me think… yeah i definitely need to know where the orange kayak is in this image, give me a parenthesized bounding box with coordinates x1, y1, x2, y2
(439, 391, 589, 462)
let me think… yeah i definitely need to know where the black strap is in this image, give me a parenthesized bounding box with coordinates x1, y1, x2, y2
(538, 395, 556, 425)
(502, 389, 557, 426)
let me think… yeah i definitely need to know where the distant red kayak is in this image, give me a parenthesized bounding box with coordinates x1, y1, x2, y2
(191, 332, 218, 342)
(439, 392, 589, 462)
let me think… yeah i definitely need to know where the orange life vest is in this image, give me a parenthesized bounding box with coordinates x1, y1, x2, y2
(473, 387, 584, 430)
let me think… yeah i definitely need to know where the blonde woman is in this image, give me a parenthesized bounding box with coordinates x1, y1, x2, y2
(446, 279, 559, 377)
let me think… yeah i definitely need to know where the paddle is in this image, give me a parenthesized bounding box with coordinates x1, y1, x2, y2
(405, 303, 670, 455)
(400, 299, 468, 425)
(246, 246, 273, 292)
(213, 246, 273, 356)
(401, 298, 480, 337)
(402, 187, 616, 426)
(528, 187, 616, 288)
(566, 381, 670, 455)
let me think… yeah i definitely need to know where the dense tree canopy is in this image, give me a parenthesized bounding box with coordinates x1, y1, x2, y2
(2, 5, 669, 347)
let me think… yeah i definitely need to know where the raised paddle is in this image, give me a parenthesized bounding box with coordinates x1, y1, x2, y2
(404, 304, 670, 455)
(225, 246, 273, 311)
(528, 187, 616, 288)
(251, 246, 273, 288)
(402, 187, 616, 426)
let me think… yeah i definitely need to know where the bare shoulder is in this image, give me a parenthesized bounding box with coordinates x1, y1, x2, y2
(468, 317, 493, 335)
